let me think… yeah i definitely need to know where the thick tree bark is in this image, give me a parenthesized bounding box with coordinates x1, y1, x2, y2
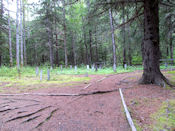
(63, 0, 68, 67)
(7, 0, 13, 66)
(170, 37, 173, 64)
(16, 0, 20, 71)
(109, 8, 117, 72)
(139, 0, 171, 86)
(169, 16, 173, 64)
(20, 0, 23, 67)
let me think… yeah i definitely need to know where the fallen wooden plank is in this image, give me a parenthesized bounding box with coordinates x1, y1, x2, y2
(119, 88, 137, 131)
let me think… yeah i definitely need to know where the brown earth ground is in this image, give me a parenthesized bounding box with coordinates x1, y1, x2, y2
(0, 71, 175, 131)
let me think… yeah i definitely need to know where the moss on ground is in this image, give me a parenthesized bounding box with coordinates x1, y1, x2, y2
(0, 74, 90, 93)
(151, 99, 175, 131)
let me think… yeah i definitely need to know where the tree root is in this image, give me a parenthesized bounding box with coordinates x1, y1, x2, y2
(0, 107, 19, 113)
(21, 115, 41, 124)
(139, 72, 175, 88)
(2, 98, 40, 103)
(35, 108, 59, 128)
(6, 106, 51, 123)
(0, 89, 119, 97)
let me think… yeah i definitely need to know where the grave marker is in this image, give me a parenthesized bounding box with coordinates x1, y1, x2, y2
(47, 69, 50, 81)
(124, 64, 127, 70)
(87, 65, 89, 70)
(70, 65, 72, 69)
(74, 66, 77, 72)
(165, 62, 168, 69)
(40, 70, 42, 81)
(35, 67, 39, 76)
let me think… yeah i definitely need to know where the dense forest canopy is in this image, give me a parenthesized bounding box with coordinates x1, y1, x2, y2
(0, 0, 175, 85)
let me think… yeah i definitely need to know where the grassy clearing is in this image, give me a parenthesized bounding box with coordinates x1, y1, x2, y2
(0, 66, 92, 93)
(0, 65, 139, 92)
(151, 100, 175, 131)
(0, 65, 174, 93)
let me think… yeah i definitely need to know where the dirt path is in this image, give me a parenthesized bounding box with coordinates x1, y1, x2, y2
(0, 71, 142, 131)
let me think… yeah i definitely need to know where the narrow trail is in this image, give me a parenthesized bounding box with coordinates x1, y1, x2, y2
(0, 71, 141, 131)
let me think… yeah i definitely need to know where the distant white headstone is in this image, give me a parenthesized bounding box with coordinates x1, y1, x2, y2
(165, 63, 168, 68)
(70, 65, 72, 69)
(124, 64, 127, 70)
(99, 65, 102, 69)
(91, 64, 95, 70)
(87, 65, 89, 70)
(47, 69, 50, 81)
(36, 67, 39, 76)
(74, 66, 77, 72)
(40, 70, 42, 81)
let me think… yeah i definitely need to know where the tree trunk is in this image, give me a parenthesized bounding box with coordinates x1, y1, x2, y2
(127, 11, 132, 66)
(48, 32, 53, 68)
(23, 1, 26, 66)
(89, 30, 93, 65)
(169, 16, 173, 64)
(122, 5, 126, 68)
(16, 0, 20, 71)
(72, 33, 77, 66)
(54, 2, 59, 67)
(170, 37, 173, 64)
(55, 34, 59, 67)
(95, 26, 99, 63)
(0, 0, 3, 67)
(139, 0, 170, 86)
(46, 3, 53, 68)
(20, 0, 23, 67)
(109, 8, 117, 72)
(7, 0, 13, 66)
(63, 0, 68, 67)
(82, 22, 89, 65)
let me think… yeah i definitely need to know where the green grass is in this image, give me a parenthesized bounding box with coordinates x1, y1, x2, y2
(151, 100, 175, 131)
(0, 65, 141, 77)
(0, 65, 174, 93)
